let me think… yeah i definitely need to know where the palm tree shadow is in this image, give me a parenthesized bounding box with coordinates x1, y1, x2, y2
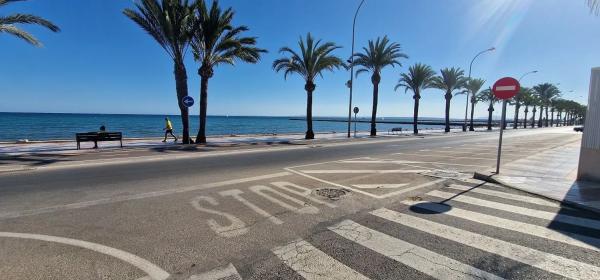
(0, 153, 76, 167)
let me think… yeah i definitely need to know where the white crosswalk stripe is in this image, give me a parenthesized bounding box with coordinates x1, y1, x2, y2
(329, 220, 504, 280)
(272, 239, 370, 280)
(371, 208, 600, 280)
(446, 184, 559, 207)
(402, 199, 600, 251)
(427, 190, 600, 230)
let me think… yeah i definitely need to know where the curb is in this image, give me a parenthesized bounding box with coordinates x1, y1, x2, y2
(473, 171, 600, 215)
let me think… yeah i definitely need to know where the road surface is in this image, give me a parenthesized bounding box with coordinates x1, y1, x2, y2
(1, 127, 598, 280)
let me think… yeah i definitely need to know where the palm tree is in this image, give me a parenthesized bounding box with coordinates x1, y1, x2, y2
(191, 0, 266, 144)
(510, 87, 526, 129)
(533, 83, 560, 127)
(479, 87, 498, 130)
(273, 33, 344, 139)
(432, 67, 467, 132)
(462, 78, 485, 131)
(589, 0, 600, 15)
(520, 88, 534, 129)
(124, 0, 194, 144)
(394, 63, 436, 134)
(352, 36, 408, 136)
(0, 0, 60, 46)
(530, 94, 541, 128)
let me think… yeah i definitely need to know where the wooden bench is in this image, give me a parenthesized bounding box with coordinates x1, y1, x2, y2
(388, 127, 403, 135)
(76, 132, 123, 150)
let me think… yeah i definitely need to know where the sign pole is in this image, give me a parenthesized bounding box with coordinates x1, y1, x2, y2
(496, 100, 507, 174)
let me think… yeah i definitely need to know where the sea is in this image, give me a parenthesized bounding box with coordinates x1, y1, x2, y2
(0, 112, 449, 142)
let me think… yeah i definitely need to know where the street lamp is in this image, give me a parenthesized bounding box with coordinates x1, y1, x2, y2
(463, 47, 495, 132)
(346, 0, 366, 138)
(518, 70, 538, 82)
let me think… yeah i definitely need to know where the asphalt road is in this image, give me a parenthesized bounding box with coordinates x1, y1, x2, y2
(1, 127, 598, 280)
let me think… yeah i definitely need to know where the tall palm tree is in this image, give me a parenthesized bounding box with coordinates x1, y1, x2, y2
(478, 88, 498, 130)
(462, 78, 485, 131)
(510, 87, 526, 129)
(529, 94, 541, 128)
(352, 36, 408, 136)
(124, 0, 194, 144)
(273, 33, 344, 139)
(394, 63, 436, 134)
(520, 87, 534, 129)
(191, 0, 266, 144)
(0, 0, 60, 46)
(533, 83, 560, 128)
(432, 67, 467, 132)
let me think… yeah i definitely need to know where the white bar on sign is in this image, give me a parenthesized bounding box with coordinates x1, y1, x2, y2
(495, 86, 516, 91)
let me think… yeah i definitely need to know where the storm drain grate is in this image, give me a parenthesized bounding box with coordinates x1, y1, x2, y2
(315, 188, 350, 200)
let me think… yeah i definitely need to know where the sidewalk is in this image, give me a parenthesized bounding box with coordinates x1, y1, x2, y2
(475, 140, 600, 214)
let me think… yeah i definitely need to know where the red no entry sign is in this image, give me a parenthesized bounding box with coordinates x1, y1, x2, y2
(493, 77, 520, 100)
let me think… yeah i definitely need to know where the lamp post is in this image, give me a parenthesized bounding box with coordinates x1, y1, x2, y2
(346, 0, 366, 138)
(463, 47, 495, 132)
(518, 70, 538, 82)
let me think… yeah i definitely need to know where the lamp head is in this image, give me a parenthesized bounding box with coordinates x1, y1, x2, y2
(488, 47, 496, 51)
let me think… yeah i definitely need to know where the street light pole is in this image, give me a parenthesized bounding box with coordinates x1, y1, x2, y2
(463, 47, 495, 132)
(518, 70, 538, 83)
(347, 0, 365, 138)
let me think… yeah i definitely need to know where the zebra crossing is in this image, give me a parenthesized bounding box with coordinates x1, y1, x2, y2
(230, 182, 600, 279)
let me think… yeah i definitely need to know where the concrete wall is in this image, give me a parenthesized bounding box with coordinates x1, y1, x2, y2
(578, 67, 600, 182)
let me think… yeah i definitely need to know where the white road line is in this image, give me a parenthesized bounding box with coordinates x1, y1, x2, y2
(271, 181, 337, 208)
(339, 160, 483, 167)
(299, 169, 428, 174)
(427, 190, 600, 230)
(0, 232, 170, 280)
(329, 220, 503, 280)
(188, 263, 241, 280)
(286, 166, 445, 199)
(0, 172, 291, 220)
(447, 184, 559, 207)
(371, 208, 600, 280)
(250, 185, 319, 214)
(272, 239, 370, 280)
(352, 184, 409, 189)
(393, 153, 496, 160)
(219, 189, 283, 225)
(402, 200, 600, 251)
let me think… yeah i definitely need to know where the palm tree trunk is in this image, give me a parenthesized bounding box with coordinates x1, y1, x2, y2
(197, 74, 209, 144)
(550, 109, 555, 127)
(538, 106, 544, 127)
(531, 107, 537, 128)
(370, 74, 381, 137)
(469, 100, 476, 131)
(174, 60, 190, 144)
(487, 102, 494, 131)
(523, 106, 529, 129)
(513, 105, 520, 129)
(545, 106, 549, 127)
(413, 93, 420, 134)
(444, 92, 451, 133)
(305, 81, 315, 139)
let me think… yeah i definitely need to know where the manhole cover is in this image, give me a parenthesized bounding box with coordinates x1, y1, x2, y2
(315, 188, 349, 200)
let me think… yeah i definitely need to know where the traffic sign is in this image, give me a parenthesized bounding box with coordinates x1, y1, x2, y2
(493, 77, 520, 100)
(353, 107, 359, 114)
(182, 96, 194, 108)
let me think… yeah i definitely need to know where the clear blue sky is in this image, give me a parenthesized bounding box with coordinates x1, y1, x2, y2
(0, 0, 598, 119)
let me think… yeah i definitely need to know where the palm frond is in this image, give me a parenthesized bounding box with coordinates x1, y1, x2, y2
(0, 24, 39, 45)
(0, 14, 60, 31)
(395, 63, 436, 97)
(351, 36, 408, 76)
(589, 0, 600, 15)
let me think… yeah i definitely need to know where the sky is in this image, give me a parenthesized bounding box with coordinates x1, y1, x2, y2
(0, 0, 598, 119)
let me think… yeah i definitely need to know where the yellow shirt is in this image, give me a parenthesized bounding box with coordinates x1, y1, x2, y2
(166, 120, 173, 130)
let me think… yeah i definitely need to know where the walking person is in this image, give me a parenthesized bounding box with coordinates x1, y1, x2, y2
(163, 117, 178, 142)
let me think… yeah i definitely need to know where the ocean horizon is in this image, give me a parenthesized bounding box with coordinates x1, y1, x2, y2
(0, 112, 460, 142)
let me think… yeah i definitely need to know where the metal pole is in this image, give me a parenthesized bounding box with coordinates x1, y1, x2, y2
(347, 0, 365, 138)
(463, 48, 494, 132)
(496, 100, 507, 174)
(354, 112, 357, 137)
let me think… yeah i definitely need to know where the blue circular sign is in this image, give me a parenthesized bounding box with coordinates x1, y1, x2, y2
(182, 96, 194, 107)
